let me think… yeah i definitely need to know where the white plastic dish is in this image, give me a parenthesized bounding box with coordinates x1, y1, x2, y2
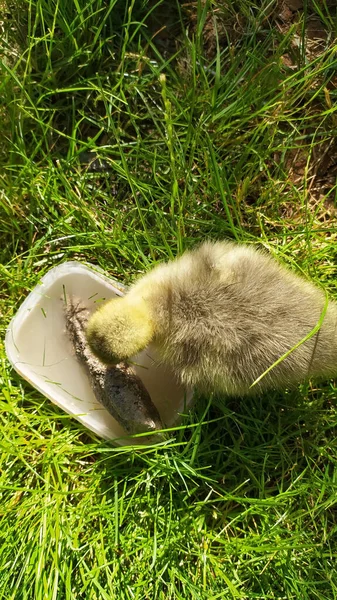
(5, 261, 192, 445)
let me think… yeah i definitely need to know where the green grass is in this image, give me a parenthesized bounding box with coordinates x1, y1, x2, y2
(1, 0, 337, 597)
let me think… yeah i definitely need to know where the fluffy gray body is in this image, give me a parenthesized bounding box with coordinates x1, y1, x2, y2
(122, 241, 337, 395)
(64, 299, 163, 435)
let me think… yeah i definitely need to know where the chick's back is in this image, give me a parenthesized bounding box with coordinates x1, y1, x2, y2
(132, 241, 337, 395)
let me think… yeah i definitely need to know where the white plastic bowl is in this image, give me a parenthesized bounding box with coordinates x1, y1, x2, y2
(5, 261, 192, 444)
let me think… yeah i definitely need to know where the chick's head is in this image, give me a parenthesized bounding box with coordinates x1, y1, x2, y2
(86, 296, 154, 364)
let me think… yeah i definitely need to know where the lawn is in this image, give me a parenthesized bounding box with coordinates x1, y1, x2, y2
(1, 1, 337, 598)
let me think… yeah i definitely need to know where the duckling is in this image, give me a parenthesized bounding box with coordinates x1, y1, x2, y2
(86, 241, 337, 396)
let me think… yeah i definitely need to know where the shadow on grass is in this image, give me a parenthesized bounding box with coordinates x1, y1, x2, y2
(84, 382, 337, 501)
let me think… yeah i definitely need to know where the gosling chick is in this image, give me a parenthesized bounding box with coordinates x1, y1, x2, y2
(86, 241, 337, 396)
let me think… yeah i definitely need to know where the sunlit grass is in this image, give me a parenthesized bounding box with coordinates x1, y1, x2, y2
(1, 0, 337, 598)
